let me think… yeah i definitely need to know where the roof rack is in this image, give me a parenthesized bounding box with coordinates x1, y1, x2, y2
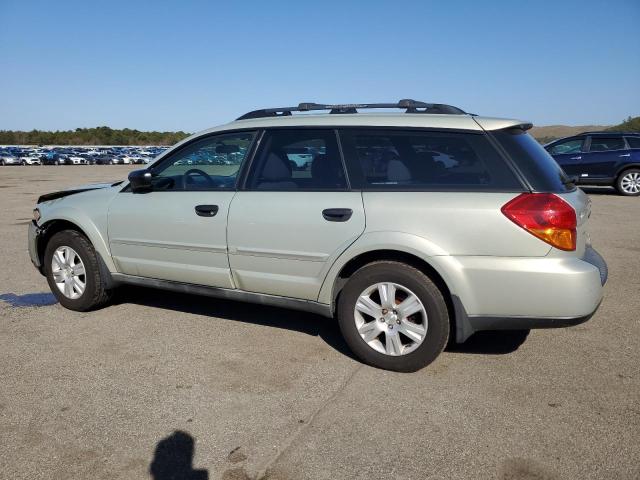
(236, 99, 467, 120)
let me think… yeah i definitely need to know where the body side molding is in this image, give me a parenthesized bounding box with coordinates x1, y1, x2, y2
(111, 273, 332, 317)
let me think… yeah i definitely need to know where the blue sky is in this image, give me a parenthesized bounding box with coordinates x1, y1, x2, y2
(1, 0, 639, 132)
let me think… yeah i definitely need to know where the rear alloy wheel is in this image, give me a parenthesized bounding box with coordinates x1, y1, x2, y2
(616, 169, 640, 196)
(44, 230, 113, 311)
(337, 261, 449, 372)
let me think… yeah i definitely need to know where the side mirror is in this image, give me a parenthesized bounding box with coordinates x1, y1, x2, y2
(128, 169, 153, 193)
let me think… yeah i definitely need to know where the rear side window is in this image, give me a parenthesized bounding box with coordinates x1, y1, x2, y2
(491, 129, 574, 193)
(247, 129, 347, 190)
(626, 136, 640, 149)
(340, 129, 522, 191)
(589, 136, 625, 152)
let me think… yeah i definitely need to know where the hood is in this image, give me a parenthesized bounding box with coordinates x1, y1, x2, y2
(38, 181, 123, 204)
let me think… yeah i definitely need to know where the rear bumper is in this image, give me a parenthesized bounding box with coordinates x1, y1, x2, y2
(447, 246, 607, 342)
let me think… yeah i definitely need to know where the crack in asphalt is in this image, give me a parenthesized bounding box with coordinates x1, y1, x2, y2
(253, 364, 363, 480)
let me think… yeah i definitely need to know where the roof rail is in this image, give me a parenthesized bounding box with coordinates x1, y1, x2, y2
(236, 99, 467, 120)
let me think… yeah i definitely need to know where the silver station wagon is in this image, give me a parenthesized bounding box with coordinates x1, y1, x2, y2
(28, 100, 607, 371)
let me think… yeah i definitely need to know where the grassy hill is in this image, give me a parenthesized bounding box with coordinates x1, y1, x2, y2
(531, 116, 639, 144)
(607, 116, 640, 132)
(530, 125, 608, 144)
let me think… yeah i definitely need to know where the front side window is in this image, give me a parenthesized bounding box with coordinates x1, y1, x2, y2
(589, 136, 625, 152)
(548, 138, 584, 155)
(150, 131, 256, 191)
(247, 129, 347, 190)
(341, 129, 522, 190)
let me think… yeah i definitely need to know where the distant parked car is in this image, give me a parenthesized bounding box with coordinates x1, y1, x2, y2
(128, 155, 147, 164)
(111, 155, 131, 165)
(67, 155, 89, 165)
(19, 154, 42, 165)
(545, 132, 640, 196)
(93, 155, 115, 165)
(42, 152, 68, 165)
(0, 153, 21, 165)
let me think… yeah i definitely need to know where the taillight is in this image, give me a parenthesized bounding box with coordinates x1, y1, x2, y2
(501, 193, 577, 251)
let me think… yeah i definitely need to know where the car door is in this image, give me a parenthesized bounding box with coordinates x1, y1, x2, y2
(108, 130, 257, 287)
(580, 135, 627, 180)
(546, 137, 585, 177)
(227, 128, 366, 301)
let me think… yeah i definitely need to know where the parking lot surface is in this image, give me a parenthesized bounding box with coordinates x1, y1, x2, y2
(0, 166, 638, 480)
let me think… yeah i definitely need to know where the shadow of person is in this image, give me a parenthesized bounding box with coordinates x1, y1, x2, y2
(149, 431, 208, 480)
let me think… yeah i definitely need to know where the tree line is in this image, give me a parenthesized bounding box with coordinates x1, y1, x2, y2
(1, 116, 637, 146)
(0, 126, 191, 145)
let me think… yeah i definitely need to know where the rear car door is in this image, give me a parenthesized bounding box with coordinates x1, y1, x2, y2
(108, 131, 256, 287)
(580, 135, 626, 180)
(227, 128, 365, 300)
(546, 137, 585, 177)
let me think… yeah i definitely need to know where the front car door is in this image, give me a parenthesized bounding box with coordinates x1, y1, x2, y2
(580, 135, 627, 180)
(108, 130, 257, 287)
(227, 128, 366, 301)
(546, 136, 585, 177)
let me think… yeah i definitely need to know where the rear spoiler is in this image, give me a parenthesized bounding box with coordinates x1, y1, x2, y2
(473, 117, 533, 132)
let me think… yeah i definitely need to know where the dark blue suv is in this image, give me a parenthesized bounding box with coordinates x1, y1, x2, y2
(545, 132, 640, 196)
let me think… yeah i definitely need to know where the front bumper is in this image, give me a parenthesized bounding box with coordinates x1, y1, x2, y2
(28, 220, 42, 269)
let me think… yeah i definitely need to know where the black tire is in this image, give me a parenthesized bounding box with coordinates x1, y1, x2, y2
(21, 160, 27, 166)
(44, 230, 113, 311)
(337, 261, 449, 372)
(0, 159, 5, 166)
(615, 168, 640, 196)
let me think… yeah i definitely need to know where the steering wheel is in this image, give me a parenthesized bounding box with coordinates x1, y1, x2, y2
(182, 168, 215, 189)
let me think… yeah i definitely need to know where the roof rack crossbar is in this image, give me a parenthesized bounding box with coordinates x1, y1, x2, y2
(236, 99, 466, 120)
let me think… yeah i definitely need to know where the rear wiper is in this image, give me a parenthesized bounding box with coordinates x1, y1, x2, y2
(562, 175, 578, 187)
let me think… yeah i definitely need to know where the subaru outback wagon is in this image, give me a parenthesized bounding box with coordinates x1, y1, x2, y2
(28, 100, 607, 371)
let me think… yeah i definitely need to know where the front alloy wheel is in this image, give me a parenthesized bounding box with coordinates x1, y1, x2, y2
(51, 246, 86, 299)
(44, 230, 113, 311)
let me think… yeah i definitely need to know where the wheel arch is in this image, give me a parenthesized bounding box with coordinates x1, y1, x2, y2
(319, 238, 463, 343)
(36, 211, 116, 279)
(615, 163, 640, 178)
(332, 249, 454, 313)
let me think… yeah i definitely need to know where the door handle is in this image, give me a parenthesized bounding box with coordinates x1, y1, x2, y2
(619, 154, 631, 157)
(570, 156, 582, 160)
(195, 204, 219, 217)
(322, 208, 353, 222)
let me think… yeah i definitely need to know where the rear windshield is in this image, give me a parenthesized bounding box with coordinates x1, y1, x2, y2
(491, 129, 575, 193)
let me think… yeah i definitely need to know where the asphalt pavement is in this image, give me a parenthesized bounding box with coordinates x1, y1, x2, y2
(0, 166, 638, 479)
